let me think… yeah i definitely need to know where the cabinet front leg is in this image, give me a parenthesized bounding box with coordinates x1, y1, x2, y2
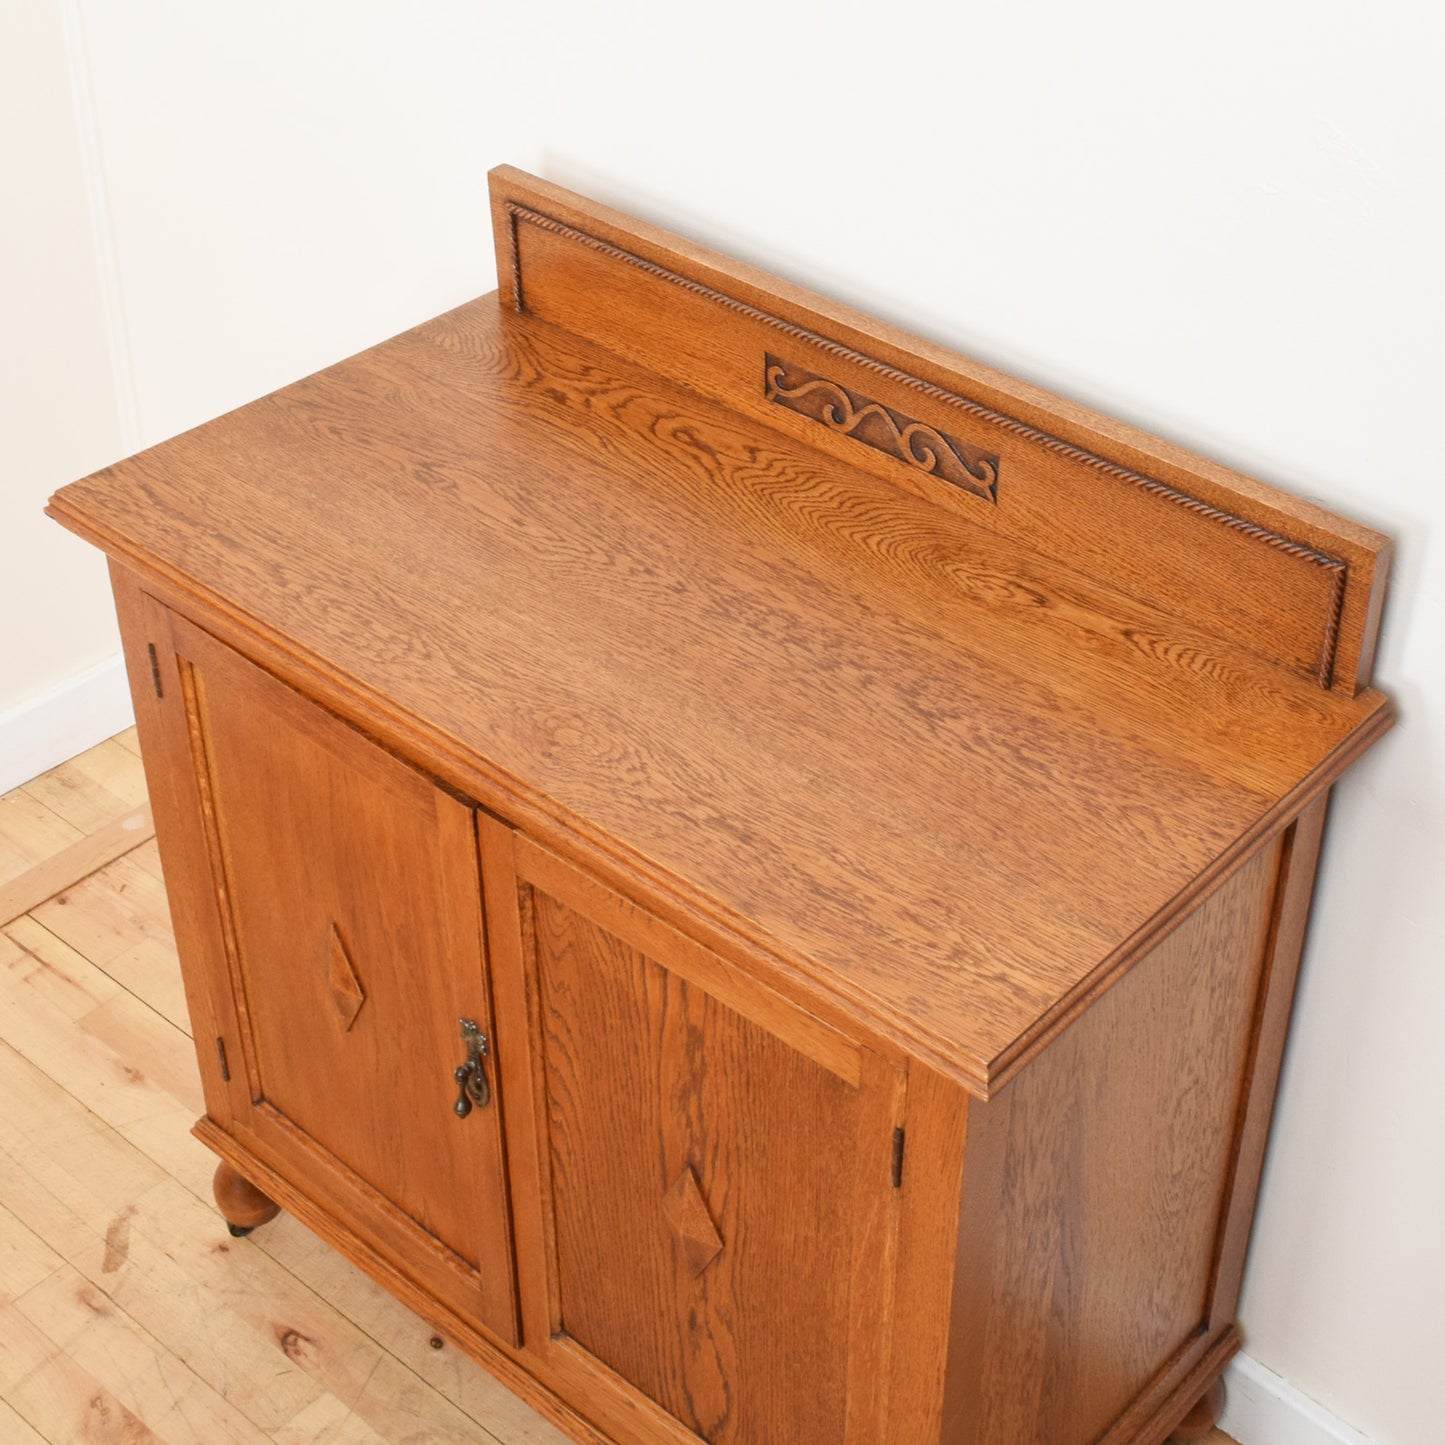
(1167, 1378, 1225, 1443)
(213, 1161, 281, 1238)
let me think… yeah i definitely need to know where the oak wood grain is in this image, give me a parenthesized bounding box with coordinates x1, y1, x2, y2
(42, 168, 1395, 1445)
(1206, 795, 1330, 1331)
(110, 568, 246, 1132)
(513, 832, 860, 1085)
(134, 605, 519, 1343)
(212, 1161, 280, 1232)
(49, 296, 1392, 1097)
(489, 166, 1390, 696)
(507, 848, 899, 1445)
(1168, 1380, 1227, 1442)
(943, 841, 1279, 1445)
(0, 743, 574, 1445)
(885, 1063, 972, 1445)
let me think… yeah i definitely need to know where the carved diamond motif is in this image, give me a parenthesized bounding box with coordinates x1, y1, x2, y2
(321, 923, 366, 1032)
(663, 1166, 724, 1277)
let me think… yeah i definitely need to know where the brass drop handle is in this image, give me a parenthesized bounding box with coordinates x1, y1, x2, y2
(453, 1018, 491, 1117)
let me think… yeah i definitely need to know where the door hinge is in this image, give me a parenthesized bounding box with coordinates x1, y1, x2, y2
(215, 1036, 231, 1082)
(891, 1127, 905, 1189)
(147, 642, 164, 698)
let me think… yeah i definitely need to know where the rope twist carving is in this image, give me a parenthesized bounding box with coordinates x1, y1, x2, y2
(505, 202, 1347, 687)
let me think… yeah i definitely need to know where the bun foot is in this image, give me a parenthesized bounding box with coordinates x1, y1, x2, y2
(213, 1161, 280, 1236)
(1168, 1377, 1226, 1443)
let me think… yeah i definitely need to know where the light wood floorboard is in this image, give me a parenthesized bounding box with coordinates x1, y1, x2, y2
(0, 735, 568, 1445)
(0, 735, 1237, 1444)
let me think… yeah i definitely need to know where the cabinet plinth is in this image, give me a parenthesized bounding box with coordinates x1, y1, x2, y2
(50, 167, 1393, 1444)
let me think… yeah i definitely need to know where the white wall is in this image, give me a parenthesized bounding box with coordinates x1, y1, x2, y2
(0, 0, 127, 715)
(8, 2, 1442, 1440)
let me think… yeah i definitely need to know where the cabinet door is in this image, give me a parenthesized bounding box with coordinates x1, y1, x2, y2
(130, 599, 516, 1342)
(483, 822, 905, 1445)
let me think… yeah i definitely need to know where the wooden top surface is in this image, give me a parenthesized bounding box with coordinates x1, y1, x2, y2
(487, 167, 1392, 699)
(49, 294, 1391, 1093)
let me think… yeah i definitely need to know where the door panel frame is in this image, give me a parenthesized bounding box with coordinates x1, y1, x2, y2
(513, 834, 862, 1086)
(118, 575, 519, 1343)
(481, 815, 906, 1445)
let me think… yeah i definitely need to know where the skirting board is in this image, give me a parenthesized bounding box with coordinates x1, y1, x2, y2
(0, 653, 134, 794)
(1222, 1354, 1375, 1445)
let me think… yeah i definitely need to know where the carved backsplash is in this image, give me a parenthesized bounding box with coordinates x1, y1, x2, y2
(764, 354, 1000, 503)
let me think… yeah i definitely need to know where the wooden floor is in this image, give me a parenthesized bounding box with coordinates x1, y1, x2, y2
(0, 732, 1237, 1444)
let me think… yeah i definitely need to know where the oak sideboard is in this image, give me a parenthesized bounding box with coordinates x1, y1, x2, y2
(49, 167, 1394, 1445)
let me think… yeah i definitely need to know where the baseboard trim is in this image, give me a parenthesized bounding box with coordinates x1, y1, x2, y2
(1222, 1354, 1374, 1445)
(0, 654, 134, 794)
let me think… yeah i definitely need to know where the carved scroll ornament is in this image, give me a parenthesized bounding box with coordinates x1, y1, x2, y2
(765, 354, 999, 502)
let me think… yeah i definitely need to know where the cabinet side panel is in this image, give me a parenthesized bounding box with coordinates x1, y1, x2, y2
(107, 561, 248, 1125)
(942, 839, 1282, 1445)
(1206, 793, 1329, 1329)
